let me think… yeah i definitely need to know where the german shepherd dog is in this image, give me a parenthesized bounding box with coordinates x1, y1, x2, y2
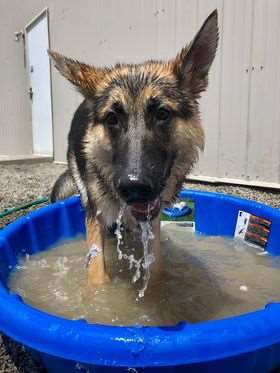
(49, 10, 218, 286)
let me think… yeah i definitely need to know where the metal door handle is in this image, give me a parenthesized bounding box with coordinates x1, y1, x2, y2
(28, 87, 33, 100)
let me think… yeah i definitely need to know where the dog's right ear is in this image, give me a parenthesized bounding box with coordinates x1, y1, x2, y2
(48, 50, 104, 97)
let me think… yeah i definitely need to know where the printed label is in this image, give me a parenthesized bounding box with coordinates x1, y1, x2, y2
(235, 210, 271, 248)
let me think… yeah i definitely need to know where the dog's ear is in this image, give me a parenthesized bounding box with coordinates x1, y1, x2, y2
(173, 9, 218, 97)
(48, 50, 104, 97)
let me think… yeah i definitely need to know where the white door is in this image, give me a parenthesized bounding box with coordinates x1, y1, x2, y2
(25, 9, 53, 156)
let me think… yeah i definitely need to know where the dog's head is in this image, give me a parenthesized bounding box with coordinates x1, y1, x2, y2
(49, 10, 218, 221)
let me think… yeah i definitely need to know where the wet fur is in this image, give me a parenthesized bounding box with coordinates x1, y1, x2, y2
(53, 73, 204, 226)
(49, 11, 218, 283)
(49, 10, 219, 225)
(50, 169, 77, 203)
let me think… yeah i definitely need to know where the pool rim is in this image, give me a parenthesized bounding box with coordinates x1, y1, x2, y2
(0, 188, 280, 368)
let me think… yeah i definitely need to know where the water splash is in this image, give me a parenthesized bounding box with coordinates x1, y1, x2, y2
(75, 362, 90, 372)
(115, 203, 155, 298)
(138, 219, 155, 298)
(54, 257, 69, 276)
(115, 204, 126, 260)
(114, 205, 143, 282)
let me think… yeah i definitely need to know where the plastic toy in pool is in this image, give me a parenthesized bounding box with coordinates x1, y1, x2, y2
(0, 189, 280, 373)
(162, 201, 192, 218)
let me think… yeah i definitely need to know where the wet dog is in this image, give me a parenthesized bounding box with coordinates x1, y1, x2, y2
(49, 10, 218, 286)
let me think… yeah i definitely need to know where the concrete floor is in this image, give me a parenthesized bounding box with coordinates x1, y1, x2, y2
(1, 162, 280, 372)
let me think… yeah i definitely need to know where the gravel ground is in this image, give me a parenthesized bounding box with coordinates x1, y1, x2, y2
(0, 161, 280, 372)
(0, 163, 66, 229)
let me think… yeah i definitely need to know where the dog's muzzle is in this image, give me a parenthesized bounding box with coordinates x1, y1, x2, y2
(114, 177, 161, 220)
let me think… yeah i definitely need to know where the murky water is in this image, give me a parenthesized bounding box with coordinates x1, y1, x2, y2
(8, 224, 280, 326)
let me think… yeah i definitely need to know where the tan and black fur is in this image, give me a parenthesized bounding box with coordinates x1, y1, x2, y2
(49, 10, 219, 286)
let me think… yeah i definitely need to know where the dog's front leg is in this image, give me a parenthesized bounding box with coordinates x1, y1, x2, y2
(86, 213, 108, 285)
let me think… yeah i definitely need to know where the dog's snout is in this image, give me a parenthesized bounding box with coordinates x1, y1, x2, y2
(115, 177, 155, 204)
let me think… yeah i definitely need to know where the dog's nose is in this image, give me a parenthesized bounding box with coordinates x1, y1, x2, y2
(115, 178, 155, 204)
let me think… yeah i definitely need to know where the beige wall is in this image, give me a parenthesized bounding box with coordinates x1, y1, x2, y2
(48, 0, 203, 162)
(0, 0, 46, 156)
(194, 0, 280, 187)
(1, 1, 280, 187)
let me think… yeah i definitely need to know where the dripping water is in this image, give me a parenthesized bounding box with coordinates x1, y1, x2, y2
(114, 203, 155, 298)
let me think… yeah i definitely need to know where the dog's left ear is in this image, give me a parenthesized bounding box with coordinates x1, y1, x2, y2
(173, 9, 218, 97)
(48, 50, 104, 97)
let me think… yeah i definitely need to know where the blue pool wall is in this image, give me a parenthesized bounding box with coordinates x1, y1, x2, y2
(180, 189, 280, 255)
(0, 189, 280, 372)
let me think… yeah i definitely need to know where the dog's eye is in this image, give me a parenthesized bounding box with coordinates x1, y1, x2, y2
(155, 108, 171, 122)
(106, 112, 119, 126)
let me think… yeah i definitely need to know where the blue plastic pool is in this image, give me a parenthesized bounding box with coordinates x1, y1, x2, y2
(0, 189, 280, 372)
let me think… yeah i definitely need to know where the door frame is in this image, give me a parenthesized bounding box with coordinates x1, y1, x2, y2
(24, 7, 54, 157)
